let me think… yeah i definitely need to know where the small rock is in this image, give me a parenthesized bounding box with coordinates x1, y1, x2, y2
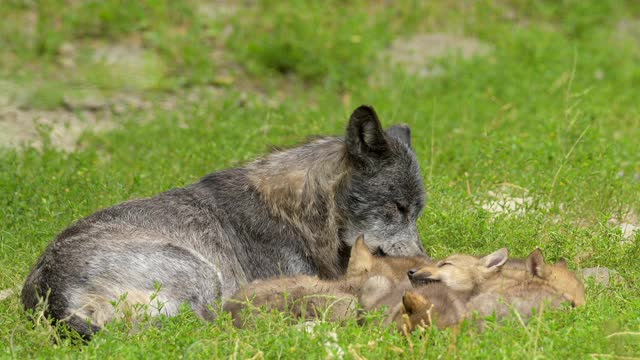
(618, 223, 639, 241)
(609, 213, 639, 243)
(581, 267, 621, 287)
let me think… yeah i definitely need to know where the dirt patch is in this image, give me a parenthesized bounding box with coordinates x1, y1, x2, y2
(0, 106, 117, 152)
(477, 184, 550, 218)
(384, 33, 494, 78)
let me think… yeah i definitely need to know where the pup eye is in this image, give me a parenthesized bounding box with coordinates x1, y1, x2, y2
(437, 262, 451, 268)
(395, 202, 408, 216)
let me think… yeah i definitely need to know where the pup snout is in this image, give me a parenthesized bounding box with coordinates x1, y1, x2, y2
(408, 269, 435, 286)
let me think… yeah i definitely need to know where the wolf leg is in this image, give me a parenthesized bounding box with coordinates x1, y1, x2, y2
(33, 241, 222, 338)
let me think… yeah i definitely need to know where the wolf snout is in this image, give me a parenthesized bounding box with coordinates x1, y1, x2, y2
(407, 268, 436, 286)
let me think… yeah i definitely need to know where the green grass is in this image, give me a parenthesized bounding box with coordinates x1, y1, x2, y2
(1, 0, 640, 358)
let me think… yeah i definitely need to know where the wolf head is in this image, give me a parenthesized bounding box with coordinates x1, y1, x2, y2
(524, 249, 585, 307)
(345, 235, 430, 282)
(338, 105, 426, 257)
(408, 248, 509, 292)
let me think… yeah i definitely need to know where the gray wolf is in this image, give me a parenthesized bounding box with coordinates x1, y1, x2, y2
(21, 105, 427, 338)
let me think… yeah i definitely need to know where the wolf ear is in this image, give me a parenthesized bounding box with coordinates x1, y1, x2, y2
(346, 105, 389, 164)
(526, 248, 548, 278)
(386, 124, 412, 149)
(347, 235, 374, 275)
(481, 248, 509, 270)
(402, 290, 430, 314)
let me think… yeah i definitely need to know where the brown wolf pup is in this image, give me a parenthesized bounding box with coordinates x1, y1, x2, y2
(467, 248, 585, 320)
(403, 248, 585, 331)
(407, 248, 510, 293)
(362, 248, 510, 332)
(393, 248, 509, 332)
(223, 235, 430, 327)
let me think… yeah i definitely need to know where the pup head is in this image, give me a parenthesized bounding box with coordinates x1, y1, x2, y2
(525, 249, 585, 307)
(346, 235, 431, 282)
(338, 105, 426, 257)
(408, 248, 509, 292)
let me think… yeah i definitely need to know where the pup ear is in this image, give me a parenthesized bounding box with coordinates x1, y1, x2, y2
(347, 235, 374, 275)
(386, 124, 412, 149)
(526, 248, 548, 278)
(346, 105, 389, 164)
(402, 290, 430, 314)
(481, 248, 509, 270)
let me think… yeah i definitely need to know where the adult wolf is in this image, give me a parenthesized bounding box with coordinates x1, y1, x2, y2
(22, 105, 427, 337)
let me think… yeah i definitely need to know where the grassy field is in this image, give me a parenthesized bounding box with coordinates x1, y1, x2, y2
(1, 0, 639, 358)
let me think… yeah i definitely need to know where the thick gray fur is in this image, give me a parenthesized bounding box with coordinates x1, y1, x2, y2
(21, 105, 426, 337)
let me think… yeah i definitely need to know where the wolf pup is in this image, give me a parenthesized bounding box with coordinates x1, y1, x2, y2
(223, 235, 430, 327)
(360, 249, 508, 332)
(22, 105, 427, 338)
(467, 248, 585, 320)
(405, 248, 585, 330)
(408, 248, 510, 294)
